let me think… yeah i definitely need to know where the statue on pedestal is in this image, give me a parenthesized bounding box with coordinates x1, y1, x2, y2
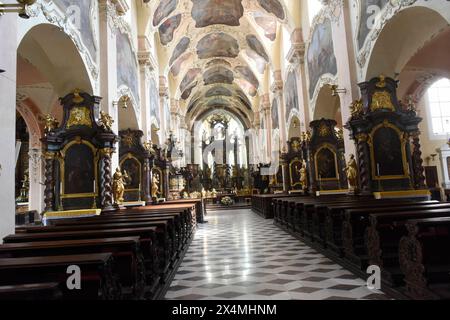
(344, 154, 358, 193)
(151, 173, 161, 200)
(298, 161, 308, 191)
(112, 167, 128, 206)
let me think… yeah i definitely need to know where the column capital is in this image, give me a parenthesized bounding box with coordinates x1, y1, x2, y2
(159, 76, 169, 98)
(287, 28, 306, 65)
(260, 94, 271, 112)
(98, 0, 124, 33)
(138, 35, 157, 72)
(271, 70, 283, 94)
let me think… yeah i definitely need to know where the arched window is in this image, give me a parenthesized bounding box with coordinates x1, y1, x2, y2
(427, 78, 450, 136)
(308, 0, 323, 25)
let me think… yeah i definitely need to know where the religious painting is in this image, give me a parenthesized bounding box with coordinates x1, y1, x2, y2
(206, 86, 232, 97)
(116, 30, 139, 103)
(235, 79, 257, 97)
(285, 71, 299, 121)
(207, 98, 229, 108)
(307, 19, 337, 98)
(206, 59, 232, 69)
(246, 35, 269, 62)
(235, 66, 259, 89)
(180, 68, 202, 93)
(159, 14, 182, 46)
(120, 157, 141, 190)
(191, 0, 244, 28)
(203, 66, 234, 85)
(357, 0, 389, 50)
(289, 159, 303, 188)
(197, 33, 240, 59)
(170, 52, 192, 76)
(372, 127, 404, 177)
(315, 147, 338, 180)
(64, 143, 95, 195)
(272, 98, 279, 129)
(252, 11, 277, 41)
(181, 81, 198, 100)
(257, 0, 285, 20)
(153, 0, 178, 26)
(169, 37, 191, 66)
(55, 0, 97, 61)
(149, 77, 160, 125)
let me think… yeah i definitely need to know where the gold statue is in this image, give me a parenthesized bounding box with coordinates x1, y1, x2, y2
(112, 167, 127, 205)
(99, 111, 114, 131)
(298, 160, 308, 191)
(350, 99, 363, 117)
(151, 173, 160, 199)
(344, 154, 358, 191)
(44, 114, 58, 133)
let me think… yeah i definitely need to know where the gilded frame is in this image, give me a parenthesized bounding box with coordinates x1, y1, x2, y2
(314, 143, 339, 181)
(289, 157, 303, 188)
(119, 153, 142, 192)
(368, 121, 410, 181)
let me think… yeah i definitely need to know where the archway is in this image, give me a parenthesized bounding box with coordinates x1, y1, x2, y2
(288, 115, 301, 139)
(16, 23, 94, 214)
(312, 85, 341, 126)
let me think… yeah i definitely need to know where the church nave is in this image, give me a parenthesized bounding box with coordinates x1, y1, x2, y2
(165, 210, 386, 300)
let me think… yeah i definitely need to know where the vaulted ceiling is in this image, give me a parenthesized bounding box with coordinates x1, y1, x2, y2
(140, 0, 293, 124)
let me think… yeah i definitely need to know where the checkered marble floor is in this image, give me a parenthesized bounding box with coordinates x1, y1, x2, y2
(165, 209, 388, 300)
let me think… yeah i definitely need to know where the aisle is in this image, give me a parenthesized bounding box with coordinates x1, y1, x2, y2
(165, 209, 387, 300)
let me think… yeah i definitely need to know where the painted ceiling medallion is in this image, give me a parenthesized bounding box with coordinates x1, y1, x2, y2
(246, 35, 269, 62)
(180, 68, 202, 93)
(170, 53, 193, 76)
(181, 81, 198, 100)
(159, 14, 182, 46)
(191, 0, 244, 28)
(170, 37, 191, 66)
(197, 32, 240, 59)
(257, 0, 285, 20)
(205, 86, 233, 97)
(203, 66, 235, 85)
(153, 0, 178, 27)
(206, 58, 232, 69)
(235, 66, 259, 89)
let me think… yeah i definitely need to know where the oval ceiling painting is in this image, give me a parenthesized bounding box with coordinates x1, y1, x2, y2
(246, 35, 269, 62)
(197, 32, 240, 59)
(257, 0, 285, 20)
(153, 0, 178, 27)
(159, 14, 182, 46)
(191, 0, 244, 28)
(180, 68, 202, 93)
(203, 66, 235, 85)
(169, 37, 191, 66)
(205, 86, 233, 97)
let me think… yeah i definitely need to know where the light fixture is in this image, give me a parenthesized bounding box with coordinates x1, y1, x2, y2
(329, 84, 347, 97)
(0, 1, 37, 19)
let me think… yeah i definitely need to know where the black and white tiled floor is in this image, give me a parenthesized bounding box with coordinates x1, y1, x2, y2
(165, 209, 388, 300)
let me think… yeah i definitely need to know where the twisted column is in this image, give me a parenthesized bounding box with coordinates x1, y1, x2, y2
(100, 148, 115, 212)
(43, 151, 56, 212)
(410, 131, 427, 189)
(355, 133, 372, 194)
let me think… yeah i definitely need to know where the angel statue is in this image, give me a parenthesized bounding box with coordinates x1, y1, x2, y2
(99, 111, 114, 131)
(298, 160, 308, 191)
(344, 154, 358, 193)
(112, 167, 127, 205)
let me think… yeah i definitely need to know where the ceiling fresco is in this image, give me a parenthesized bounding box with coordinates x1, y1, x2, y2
(169, 36, 191, 66)
(159, 14, 182, 46)
(257, 0, 285, 20)
(153, 0, 178, 27)
(203, 66, 235, 85)
(252, 11, 277, 41)
(181, 81, 198, 100)
(206, 58, 232, 69)
(197, 32, 240, 59)
(205, 86, 233, 97)
(180, 68, 202, 93)
(235, 66, 259, 89)
(246, 35, 269, 62)
(191, 0, 244, 28)
(170, 52, 193, 76)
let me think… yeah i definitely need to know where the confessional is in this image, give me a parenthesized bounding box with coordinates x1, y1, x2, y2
(345, 75, 428, 198)
(42, 91, 118, 213)
(283, 137, 307, 192)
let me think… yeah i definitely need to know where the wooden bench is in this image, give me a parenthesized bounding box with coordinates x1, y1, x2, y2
(0, 253, 121, 300)
(0, 237, 145, 299)
(0, 282, 62, 300)
(399, 217, 450, 299)
(252, 194, 291, 219)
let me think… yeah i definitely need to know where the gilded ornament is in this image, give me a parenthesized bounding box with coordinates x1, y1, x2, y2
(121, 132, 134, 148)
(99, 111, 114, 131)
(66, 107, 92, 128)
(291, 139, 301, 152)
(112, 167, 127, 205)
(370, 91, 395, 112)
(376, 74, 386, 88)
(318, 123, 331, 137)
(44, 114, 59, 133)
(350, 99, 363, 117)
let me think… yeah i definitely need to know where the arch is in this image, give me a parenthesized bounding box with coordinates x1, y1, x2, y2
(365, 6, 449, 80)
(312, 84, 341, 122)
(287, 114, 301, 139)
(117, 88, 141, 131)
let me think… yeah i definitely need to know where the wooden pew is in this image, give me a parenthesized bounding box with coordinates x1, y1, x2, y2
(0, 283, 62, 300)
(399, 217, 450, 299)
(160, 199, 204, 223)
(3, 226, 160, 297)
(0, 237, 145, 299)
(0, 253, 121, 300)
(363, 208, 450, 287)
(342, 202, 449, 268)
(252, 194, 291, 219)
